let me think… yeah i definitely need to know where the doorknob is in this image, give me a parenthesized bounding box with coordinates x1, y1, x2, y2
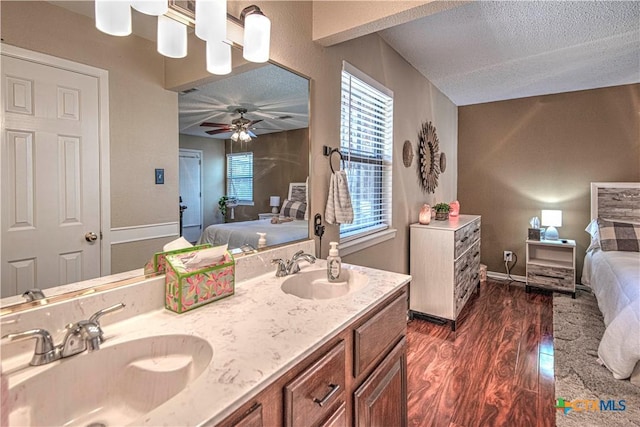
(85, 232, 98, 243)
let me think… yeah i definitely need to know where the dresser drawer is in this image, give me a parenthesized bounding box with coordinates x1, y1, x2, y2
(454, 218, 481, 259)
(354, 292, 407, 377)
(454, 240, 481, 288)
(284, 341, 346, 427)
(527, 264, 574, 290)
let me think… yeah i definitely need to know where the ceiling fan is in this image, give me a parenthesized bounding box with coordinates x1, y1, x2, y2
(200, 108, 263, 142)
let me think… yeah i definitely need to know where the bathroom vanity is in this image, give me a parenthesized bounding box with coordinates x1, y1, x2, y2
(1, 243, 411, 427)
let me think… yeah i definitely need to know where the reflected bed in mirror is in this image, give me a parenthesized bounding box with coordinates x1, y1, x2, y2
(0, 2, 311, 311)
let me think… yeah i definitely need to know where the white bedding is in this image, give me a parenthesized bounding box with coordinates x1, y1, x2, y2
(583, 249, 640, 382)
(197, 219, 308, 250)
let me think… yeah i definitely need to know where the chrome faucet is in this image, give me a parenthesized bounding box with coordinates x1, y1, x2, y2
(22, 288, 45, 302)
(1, 303, 125, 366)
(271, 251, 317, 277)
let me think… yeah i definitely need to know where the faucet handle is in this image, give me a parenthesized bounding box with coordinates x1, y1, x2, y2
(271, 258, 288, 277)
(22, 288, 46, 302)
(88, 302, 126, 326)
(1, 328, 60, 366)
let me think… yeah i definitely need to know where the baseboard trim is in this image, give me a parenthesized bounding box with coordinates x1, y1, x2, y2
(111, 222, 179, 245)
(487, 271, 527, 284)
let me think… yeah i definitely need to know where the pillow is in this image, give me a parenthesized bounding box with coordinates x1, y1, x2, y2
(585, 219, 601, 252)
(597, 218, 640, 252)
(280, 199, 306, 220)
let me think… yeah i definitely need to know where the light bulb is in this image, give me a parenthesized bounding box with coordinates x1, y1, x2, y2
(206, 41, 232, 75)
(95, 0, 132, 36)
(243, 11, 270, 63)
(157, 15, 187, 58)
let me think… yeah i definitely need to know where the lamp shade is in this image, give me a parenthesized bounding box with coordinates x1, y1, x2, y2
(243, 11, 271, 63)
(541, 210, 562, 227)
(206, 40, 232, 75)
(131, 0, 167, 16)
(95, 0, 132, 36)
(157, 15, 187, 58)
(195, 0, 227, 42)
(270, 196, 281, 207)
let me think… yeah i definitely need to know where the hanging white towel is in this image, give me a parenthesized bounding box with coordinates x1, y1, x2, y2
(325, 170, 354, 224)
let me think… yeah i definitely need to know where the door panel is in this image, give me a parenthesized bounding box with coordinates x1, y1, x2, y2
(1, 54, 101, 297)
(179, 149, 203, 244)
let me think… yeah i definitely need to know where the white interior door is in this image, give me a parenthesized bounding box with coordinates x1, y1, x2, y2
(1, 54, 101, 297)
(179, 149, 203, 244)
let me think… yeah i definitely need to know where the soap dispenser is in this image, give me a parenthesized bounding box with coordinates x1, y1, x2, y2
(327, 241, 342, 282)
(257, 233, 267, 248)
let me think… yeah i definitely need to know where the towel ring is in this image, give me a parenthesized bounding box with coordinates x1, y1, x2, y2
(323, 145, 346, 173)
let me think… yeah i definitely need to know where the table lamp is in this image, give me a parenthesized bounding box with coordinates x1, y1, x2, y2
(541, 209, 562, 240)
(270, 196, 281, 214)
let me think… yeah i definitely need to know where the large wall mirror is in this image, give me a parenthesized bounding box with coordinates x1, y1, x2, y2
(0, 1, 310, 311)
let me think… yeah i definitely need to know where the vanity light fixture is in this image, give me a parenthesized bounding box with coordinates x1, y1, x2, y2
(94, 1, 271, 75)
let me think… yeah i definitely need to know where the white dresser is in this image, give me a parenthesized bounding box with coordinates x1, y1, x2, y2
(409, 215, 482, 331)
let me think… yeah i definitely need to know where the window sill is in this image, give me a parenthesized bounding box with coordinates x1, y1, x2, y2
(340, 228, 397, 257)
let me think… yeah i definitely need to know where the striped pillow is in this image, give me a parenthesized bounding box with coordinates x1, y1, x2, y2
(597, 218, 640, 252)
(280, 199, 306, 220)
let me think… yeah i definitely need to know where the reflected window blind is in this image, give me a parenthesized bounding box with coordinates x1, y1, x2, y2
(340, 62, 393, 241)
(226, 152, 253, 203)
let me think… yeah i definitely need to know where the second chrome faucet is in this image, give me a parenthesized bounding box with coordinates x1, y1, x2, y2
(271, 251, 317, 277)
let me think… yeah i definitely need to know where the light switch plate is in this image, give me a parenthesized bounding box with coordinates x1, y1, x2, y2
(155, 168, 164, 184)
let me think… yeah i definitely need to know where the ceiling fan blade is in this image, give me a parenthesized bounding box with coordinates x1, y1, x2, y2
(201, 122, 231, 128)
(248, 119, 263, 126)
(248, 130, 257, 138)
(206, 129, 233, 135)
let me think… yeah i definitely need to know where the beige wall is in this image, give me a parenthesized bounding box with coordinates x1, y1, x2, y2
(458, 84, 640, 280)
(179, 135, 226, 229)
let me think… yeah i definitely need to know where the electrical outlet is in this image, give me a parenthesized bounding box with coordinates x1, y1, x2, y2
(503, 250, 513, 262)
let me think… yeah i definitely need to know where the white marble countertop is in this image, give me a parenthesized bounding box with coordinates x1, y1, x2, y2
(96, 261, 411, 426)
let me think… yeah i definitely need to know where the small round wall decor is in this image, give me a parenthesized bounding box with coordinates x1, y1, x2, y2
(417, 121, 440, 194)
(402, 140, 414, 168)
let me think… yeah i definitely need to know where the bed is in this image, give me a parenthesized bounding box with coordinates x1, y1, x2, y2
(198, 181, 309, 250)
(582, 182, 640, 385)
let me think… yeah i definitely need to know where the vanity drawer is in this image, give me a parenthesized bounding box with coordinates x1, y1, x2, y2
(527, 264, 574, 290)
(354, 291, 407, 378)
(284, 340, 346, 427)
(454, 218, 481, 259)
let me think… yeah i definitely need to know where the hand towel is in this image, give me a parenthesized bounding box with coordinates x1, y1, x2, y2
(325, 170, 354, 224)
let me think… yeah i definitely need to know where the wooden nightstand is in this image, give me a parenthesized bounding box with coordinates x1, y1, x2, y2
(525, 239, 576, 298)
(258, 212, 278, 220)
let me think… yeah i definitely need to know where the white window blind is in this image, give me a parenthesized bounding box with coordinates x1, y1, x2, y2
(340, 62, 393, 241)
(226, 152, 253, 203)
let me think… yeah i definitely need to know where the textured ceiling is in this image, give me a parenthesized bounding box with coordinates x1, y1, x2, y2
(179, 64, 309, 139)
(379, 1, 640, 106)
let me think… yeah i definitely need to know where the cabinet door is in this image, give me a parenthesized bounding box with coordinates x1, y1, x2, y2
(222, 403, 262, 427)
(354, 337, 407, 427)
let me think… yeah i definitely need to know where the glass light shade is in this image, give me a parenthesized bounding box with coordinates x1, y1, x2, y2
(206, 41, 232, 75)
(195, 0, 227, 42)
(541, 210, 562, 227)
(157, 15, 187, 58)
(419, 204, 431, 225)
(230, 132, 239, 142)
(95, 0, 132, 36)
(243, 12, 271, 63)
(131, 0, 167, 16)
(239, 131, 252, 143)
(449, 200, 460, 217)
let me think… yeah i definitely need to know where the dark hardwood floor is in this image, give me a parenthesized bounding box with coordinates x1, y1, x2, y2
(407, 280, 555, 427)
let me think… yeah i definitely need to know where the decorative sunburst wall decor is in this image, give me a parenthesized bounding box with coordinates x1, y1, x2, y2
(417, 121, 441, 193)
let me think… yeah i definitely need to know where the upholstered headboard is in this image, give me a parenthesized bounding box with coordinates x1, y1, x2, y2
(591, 182, 640, 222)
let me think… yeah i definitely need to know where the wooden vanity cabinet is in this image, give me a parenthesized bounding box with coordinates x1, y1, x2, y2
(215, 287, 408, 427)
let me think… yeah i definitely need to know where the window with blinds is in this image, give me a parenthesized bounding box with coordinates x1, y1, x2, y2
(226, 152, 253, 204)
(340, 62, 393, 241)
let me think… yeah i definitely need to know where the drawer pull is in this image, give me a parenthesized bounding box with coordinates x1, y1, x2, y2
(535, 273, 565, 280)
(460, 236, 469, 243)
(473, 251, 480, 258)
(313, 383, 340, 407)
(472, 273, 479, 281)
(473, 228, 480, 233)
(460, 264, 469, 273)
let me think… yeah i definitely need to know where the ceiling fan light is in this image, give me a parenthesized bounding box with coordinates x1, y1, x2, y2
(231, 132, 240, 142)
(131, 0, 168, 16)
(195, 0, 227, 42)
(157, 15, 187, 58)
(95, 0, 132, 37)
(242, 7, 270, 63)
(206, 40, 232, 75)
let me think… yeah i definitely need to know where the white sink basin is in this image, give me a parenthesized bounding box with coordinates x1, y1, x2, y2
(6, 334, 213, 427)
(281, 268, 369, 300)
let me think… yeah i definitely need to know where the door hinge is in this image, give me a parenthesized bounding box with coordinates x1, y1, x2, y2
(100, 231, 103, 240)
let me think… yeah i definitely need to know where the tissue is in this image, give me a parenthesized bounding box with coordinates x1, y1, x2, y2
(163, 236, 193, 252)
(182, 245, 228, 270)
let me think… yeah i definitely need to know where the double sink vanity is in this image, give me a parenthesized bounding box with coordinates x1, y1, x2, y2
(1, 242, 411, 426)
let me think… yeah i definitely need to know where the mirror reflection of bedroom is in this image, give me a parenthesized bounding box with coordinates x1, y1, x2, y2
(178, 63, 309, 252)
